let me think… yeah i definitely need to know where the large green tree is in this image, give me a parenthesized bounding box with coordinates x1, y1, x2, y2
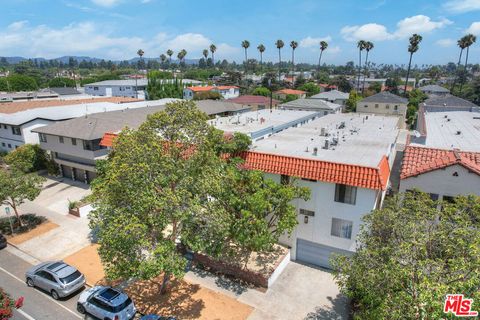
(3, 144, 47, 173)
(90, 100, 309, 294)
(332, 191, 480, 319)
(0, 168, 45, 226)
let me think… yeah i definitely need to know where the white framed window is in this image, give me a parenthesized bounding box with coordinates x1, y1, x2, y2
(335, 184, 357, 205)
(331, 218, 353, 239)
(72, 138, 77, 146)
(11, 126, 21, 136)
(59, 136, 64, 143)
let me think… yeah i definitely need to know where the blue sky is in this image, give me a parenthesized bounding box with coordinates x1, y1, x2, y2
(1, 0, 479, 65)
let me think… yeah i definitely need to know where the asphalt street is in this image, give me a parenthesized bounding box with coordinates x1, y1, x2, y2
(0, 248, 84, 320)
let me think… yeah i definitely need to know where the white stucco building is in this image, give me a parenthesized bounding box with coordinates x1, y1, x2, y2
(219, 113, 399, 268)
(183, 85, 240, 100)
(400, 110, 480, 200)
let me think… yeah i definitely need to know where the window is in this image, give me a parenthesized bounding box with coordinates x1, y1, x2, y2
(364, 105, 368, 108)
(39, 133, 47, 143)
(394, 105, 398, 111)
(280, 175, 290, 185)
(301, 178, 317, 182)
(385, 104, 390, 109)
(375, 104, 379, 108)
(7, 144, 11, 148)
(1, 143, 4, 147)
(83, 140, 93, 151)
(3, 124, 7, 129)
(299, 209, 315, 216)
(335, 184, 357, 205)
(93, 86, 99, 91)
(60, 271, 81, 284)
(15, 145, 18, 149)
(11, 126, 21, 135)
(71, 138, 77, 146)
(59, 136, 64, 143)
(331, 218, 353, 239)
(442, 195, 456, 204)
(429, 193, 439, 201)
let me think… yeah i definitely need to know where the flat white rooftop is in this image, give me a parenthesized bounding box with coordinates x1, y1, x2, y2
(412, 111, 480, 152)
(210, 109, 320, 140)
(251, 113, 399, 167)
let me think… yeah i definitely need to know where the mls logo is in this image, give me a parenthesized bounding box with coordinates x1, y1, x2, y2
(444, 294, 478, 317)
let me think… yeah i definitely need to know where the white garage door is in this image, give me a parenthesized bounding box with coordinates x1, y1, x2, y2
(296, 238, 352, 269)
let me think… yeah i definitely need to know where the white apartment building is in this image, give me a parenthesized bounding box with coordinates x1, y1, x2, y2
(0, 97, 139, 152)
(183, 86, 240, 100)
(400, 111, 480, 201)
(220, 113, 399, 268)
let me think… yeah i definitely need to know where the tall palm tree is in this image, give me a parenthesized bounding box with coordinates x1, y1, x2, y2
(317, 41, 328, 71)
(404, 34, 423, 95)
(135, 49, 144, 99)
(290, 40, 298, 83)
(451, 36, 467, 91)
(356, 40, 366, 91)
(166, 49, 173, 62)
(276, 39, 284, 82)
(241, 40, 250, 72)
(209, 44, 217, 66)
(257, 44, 265, 64)
(159, 54, 167, 68)
(459, 34, 477, 93)
(361, 41, 374, 94)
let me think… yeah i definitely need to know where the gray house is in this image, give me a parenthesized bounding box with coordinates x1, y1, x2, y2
(310, 90, 349, 106)
(418, 84, 450, 97)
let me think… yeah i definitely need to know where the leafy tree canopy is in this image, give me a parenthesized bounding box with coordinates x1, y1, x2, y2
(3, 144, 47, 173)
(193, 91, 221, 100)
(332, 191, 480, 320)
(90, 100, 309, 294)
(251, 86, 271, 97)
(298, 82, 321, 97)
(48, 77, 76, 88)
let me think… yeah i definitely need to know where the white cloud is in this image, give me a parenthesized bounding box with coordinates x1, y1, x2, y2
(394, 15, 452, 38)
(341, 23, 393, 41)
(443, 0, 480, 13)
(466, 21, 480, 35)
(341, 15, 452, 42)
(0, 21, 237, 60)
(436, 38, 455, 47)
(91, 0, 122, 7)
(299, 36, 332, 48)
(325, 46, 341, 54)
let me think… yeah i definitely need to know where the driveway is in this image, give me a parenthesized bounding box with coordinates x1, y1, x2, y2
(1, 177, 93, 261)
(186, 262, 349, 320)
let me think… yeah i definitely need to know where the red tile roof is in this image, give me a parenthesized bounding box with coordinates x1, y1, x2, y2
(227, 95, 280, 105)
(99, 132, 118, 147)
(319, 84, 338, 89)
(186, 86, 215, 92)
(274, 89, 306, 95)
(215, 86, 239, 90)
(400, 145, 480, 179)
(240, 151, 390, 190)
(99, 134, 390, 189)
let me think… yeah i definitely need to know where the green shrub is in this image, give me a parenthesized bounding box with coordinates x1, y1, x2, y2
(0, 214, 46, 235)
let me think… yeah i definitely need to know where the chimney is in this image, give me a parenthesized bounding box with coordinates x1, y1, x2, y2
(313, 147, 318, 156)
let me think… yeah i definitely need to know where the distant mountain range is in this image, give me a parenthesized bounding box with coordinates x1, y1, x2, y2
(1, 56, 200, 65)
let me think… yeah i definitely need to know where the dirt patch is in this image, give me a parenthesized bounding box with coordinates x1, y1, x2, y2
(64, 244, 105, 286)
(125, 276, 253, 320)
(8, 221, 59, 245)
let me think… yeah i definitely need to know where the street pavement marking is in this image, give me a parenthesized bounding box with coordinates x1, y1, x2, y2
(0, 266, 82, 319)
(16, 308, 36, 320)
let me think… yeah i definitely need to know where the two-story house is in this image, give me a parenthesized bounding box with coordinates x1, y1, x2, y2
(357, 91, 408, 128)
(183, 86, 240, 100)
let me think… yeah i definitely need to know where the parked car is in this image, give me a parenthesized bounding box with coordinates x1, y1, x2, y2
(25, 261, 86, 299)
(77, 286, 136, 320)
(140, 315, 176, 320)
(0, 234, 7, 250)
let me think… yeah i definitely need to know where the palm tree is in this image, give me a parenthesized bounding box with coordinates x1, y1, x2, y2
(135, 49, 144, 99)
(241, 40, 250, 72)
(209, 44, 217, 66)
(451, 36, 467, 91)
(317, 41, 328, 71)
(356, 40, 366, 91)
(361, 41, 374, 94)
(276, 39, 284, 82)
(459, 34, 477, 93)
(159, 54, 167, 69)
(404, 34, 423, 95)
(290, 40, 298, 83)
(257, 44, 265, 64)
(166, 49, 174, 62)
